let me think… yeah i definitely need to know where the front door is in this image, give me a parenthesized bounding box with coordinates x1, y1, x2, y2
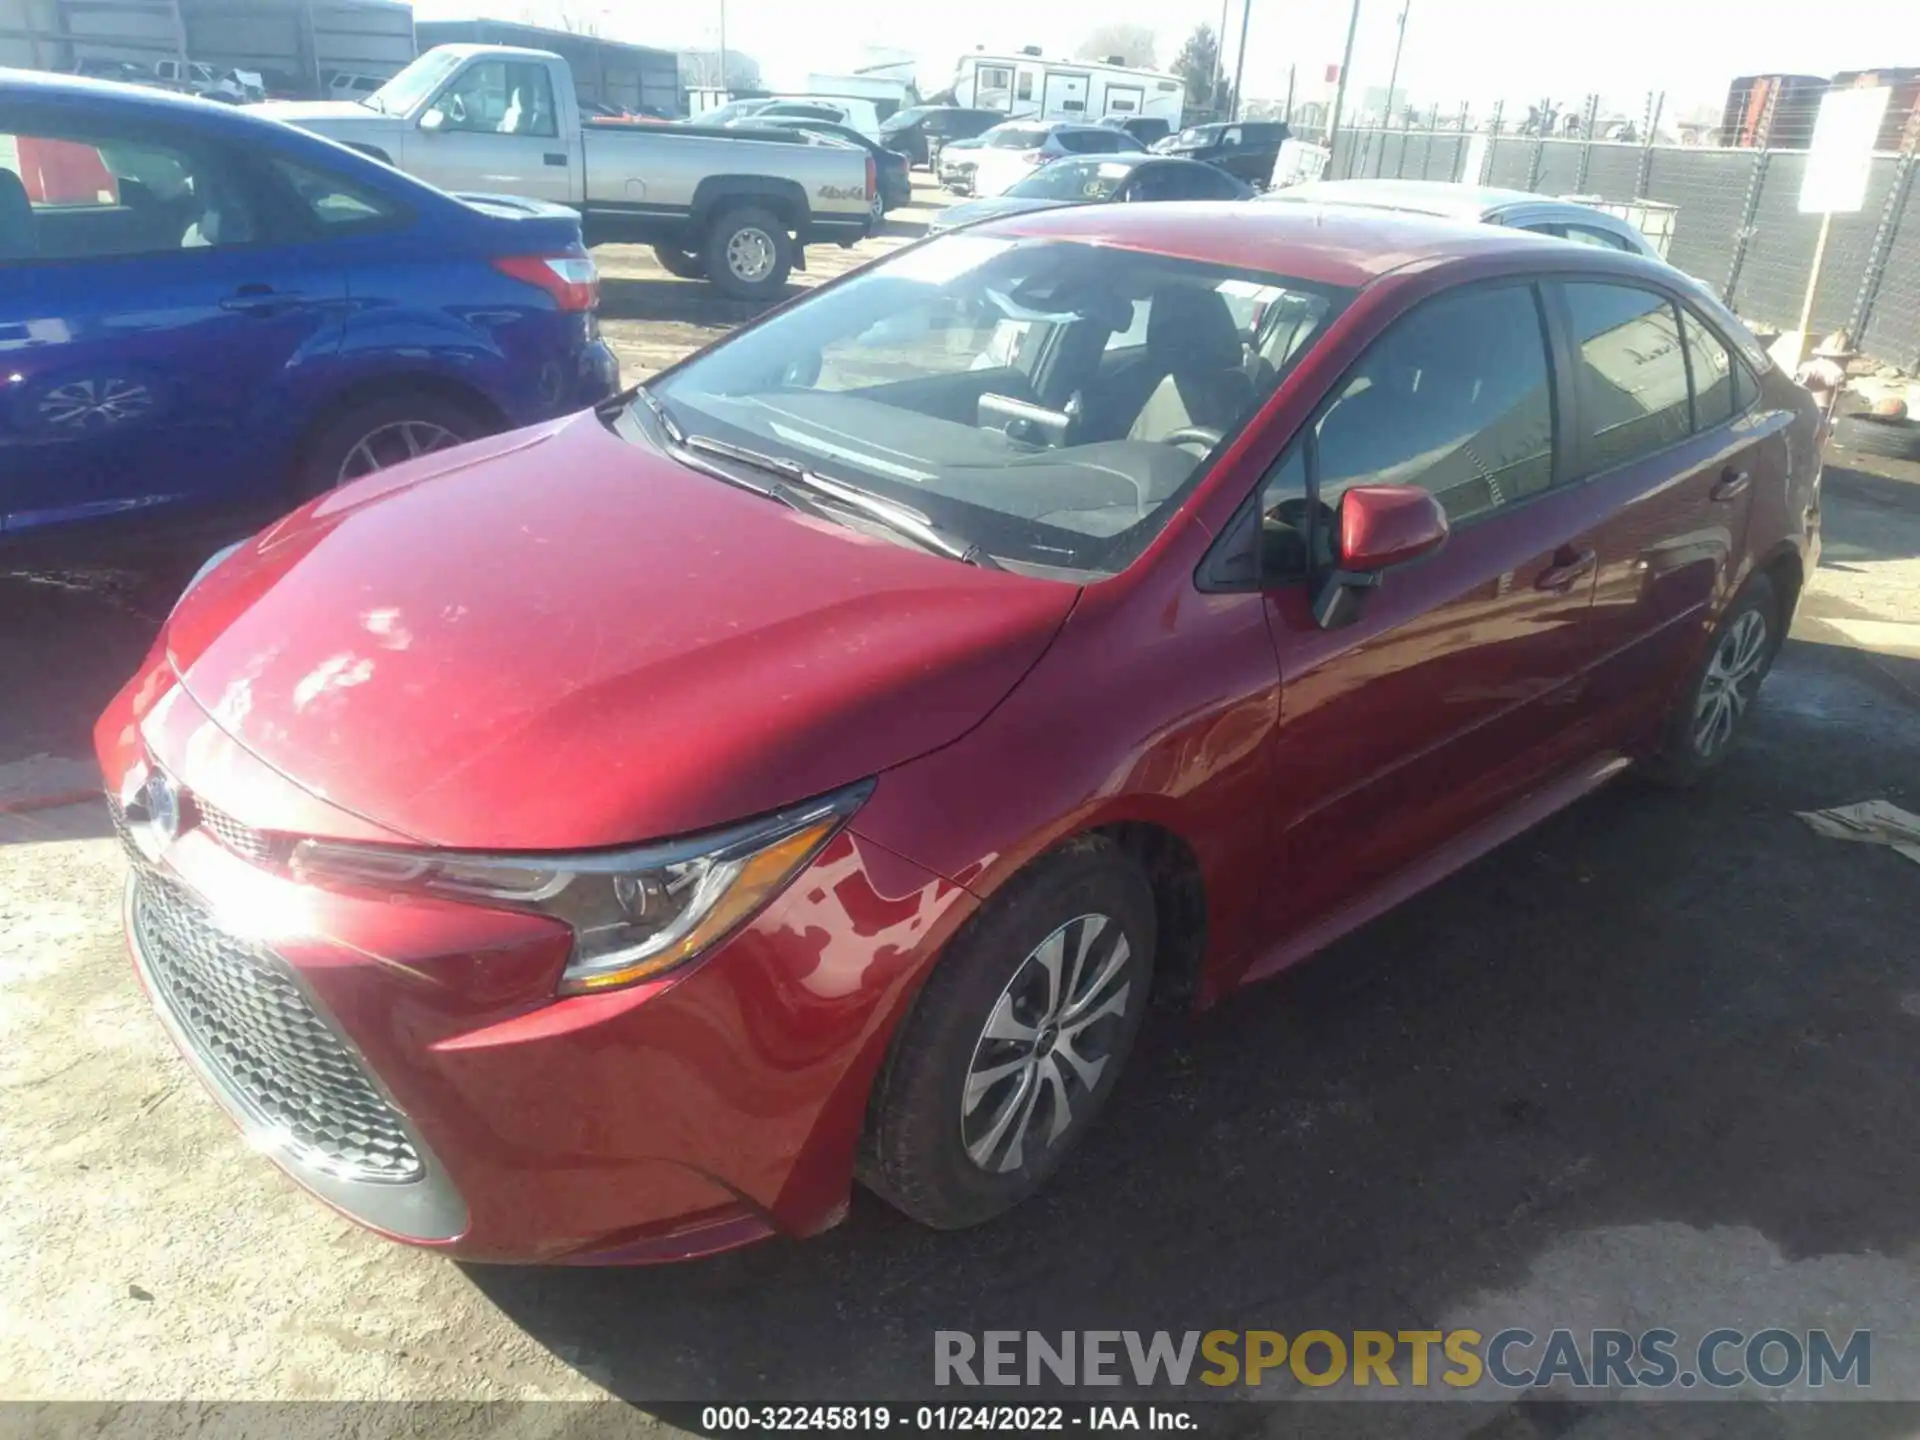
(1042, 71, 1090, 122)
(0, 106, 342, 539)
(1553, 282, 1774, 738)
(1252, 280, 1609, 942)
(403, 58, 574, 205)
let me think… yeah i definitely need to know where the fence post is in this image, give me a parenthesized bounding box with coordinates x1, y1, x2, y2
(1454, 102, 1470, 182)
(1526, 98, 1550, 191)
(1721, 84, 1779, 308)
(1576, 93, 1599, 190)
(1484, 100, 1504, 185)
(1636, 90, 1664, 196)
(1848, 138, 1918, 348)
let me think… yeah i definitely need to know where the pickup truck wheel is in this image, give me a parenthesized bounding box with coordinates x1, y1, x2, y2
(703, 206, 792, 300)
(650, 245, 707, 280)
(299, 392, 488, 495)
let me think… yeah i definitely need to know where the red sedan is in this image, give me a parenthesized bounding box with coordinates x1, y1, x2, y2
(98, 204, 1823, 1263)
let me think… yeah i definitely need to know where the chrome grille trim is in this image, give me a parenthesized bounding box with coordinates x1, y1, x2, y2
(129, 867, 424, 1184)
(195, 800, 276, 866)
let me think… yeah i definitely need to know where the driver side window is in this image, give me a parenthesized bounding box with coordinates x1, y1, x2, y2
(428, 62, 558, 138)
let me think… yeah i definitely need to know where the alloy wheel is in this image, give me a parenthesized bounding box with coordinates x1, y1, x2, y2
(1692, 608, 1769, 758)
(336, 420, 464, 484)
(961, 913, 1133, 1174)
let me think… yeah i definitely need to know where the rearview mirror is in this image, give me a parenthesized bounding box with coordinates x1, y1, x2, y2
(1311, 484, 1449, 630)
(419, 107, 446, 132)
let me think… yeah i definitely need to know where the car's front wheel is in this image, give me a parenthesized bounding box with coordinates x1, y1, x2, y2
(1647, 573, 1780, 785)
(860, 836, 1156, 1229)
(299, 391, 488, 494)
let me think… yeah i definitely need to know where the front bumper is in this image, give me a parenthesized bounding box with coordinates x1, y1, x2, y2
(100, 657, 977, 1264)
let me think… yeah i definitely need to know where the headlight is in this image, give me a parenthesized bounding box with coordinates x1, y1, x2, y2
(288, 781, 872, 994)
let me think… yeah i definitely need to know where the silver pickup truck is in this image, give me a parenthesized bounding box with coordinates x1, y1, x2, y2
(260, 44, 877, 299)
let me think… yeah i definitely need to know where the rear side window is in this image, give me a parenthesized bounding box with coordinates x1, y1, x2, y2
(270, 158, 402, 232)
(1559, 223, 1633, 252)
(1562, 283, 1691, 473)
(1313, 283, 1555, 524)
(1679, 307, 1738, 429)
(0, 121, 259, 262)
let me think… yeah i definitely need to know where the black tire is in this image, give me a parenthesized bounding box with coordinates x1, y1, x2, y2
(650, 244, 707, 280)
(297, 390, 491, 496)
(1644, 574, 1779, 788)
(1832, 411, 1920, 462)
(860, 836, 1156, 1229)
(701, 205, 793, 301)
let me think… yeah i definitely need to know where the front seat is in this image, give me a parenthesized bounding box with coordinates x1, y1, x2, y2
(0, 168, 38, 261)
(1126, 286, 1257, 444)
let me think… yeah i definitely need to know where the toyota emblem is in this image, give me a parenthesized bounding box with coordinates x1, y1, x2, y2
(144, 771, 182, 845)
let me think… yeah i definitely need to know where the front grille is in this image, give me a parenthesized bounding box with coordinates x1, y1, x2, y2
(131, 869, 423, 1184)
(195, 800, 276, 866)
(105, 790, 137, 859)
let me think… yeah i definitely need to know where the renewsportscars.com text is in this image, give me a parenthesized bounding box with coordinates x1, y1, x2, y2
(934, 1329, 1871, 1391)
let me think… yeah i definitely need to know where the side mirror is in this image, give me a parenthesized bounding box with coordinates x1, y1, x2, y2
(1311, 484, 1449, 630)
(419, 107, 446, 132)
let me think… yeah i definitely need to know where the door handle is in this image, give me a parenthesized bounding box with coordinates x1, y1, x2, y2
(1711, 467, 1752, 501)
(544, 152, 568, 166)
(220, 287, 307, 315)
(1535, 547, 1597, 592)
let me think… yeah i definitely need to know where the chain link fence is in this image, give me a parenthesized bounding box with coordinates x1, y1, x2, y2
(1323, 87, 1920, 373)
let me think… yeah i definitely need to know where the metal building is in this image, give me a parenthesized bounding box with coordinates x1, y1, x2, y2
(415, 18, 680, 117)
(1, 0, 414, 94)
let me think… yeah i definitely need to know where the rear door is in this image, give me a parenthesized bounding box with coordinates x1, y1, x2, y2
(0, 104, 343, 540)
(1555, 280, 1774, 736)
(1043, 71, 1090, 121)
(403, 58, 574, 205)
(1255, 279, 1612, 931)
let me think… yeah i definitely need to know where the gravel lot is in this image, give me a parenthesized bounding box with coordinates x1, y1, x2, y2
(5, 178, 1920, 1437)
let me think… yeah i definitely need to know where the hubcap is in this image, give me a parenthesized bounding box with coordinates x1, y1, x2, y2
(725, 227, 777, 282)
(961, 913, 1132, 1175)
(1692, 608, 1769, 758)
(870, 191, 885, 221)
(336, 420, 464, 484)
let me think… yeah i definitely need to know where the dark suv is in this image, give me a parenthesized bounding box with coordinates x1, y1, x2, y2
(1153, 119, 1290, 186)
(879, 105, 1004, 168)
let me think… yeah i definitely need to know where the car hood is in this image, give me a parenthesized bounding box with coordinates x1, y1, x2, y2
(256, 100, 403, 141)
(163, 413, 1078, 850)
(931, 196, 1074, 231)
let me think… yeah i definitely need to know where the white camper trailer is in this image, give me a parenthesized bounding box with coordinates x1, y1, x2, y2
(948, 48, 1185, 126)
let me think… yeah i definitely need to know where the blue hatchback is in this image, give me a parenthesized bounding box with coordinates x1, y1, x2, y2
(1, 71, 620, 561)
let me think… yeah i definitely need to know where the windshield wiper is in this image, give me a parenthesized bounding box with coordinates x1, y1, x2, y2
(677, 434, 999, 569)
(633, 384, 685, 445)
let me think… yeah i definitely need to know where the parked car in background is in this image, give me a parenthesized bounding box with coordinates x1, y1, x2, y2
(878, 104, 1003, 168)
(153, 58, 219, 93)
(1152, 120, 1290, 186)
(73, 58, 156, 87)
(260, 44, 876, 298)
(963, 120, 1144, 197)
(1258, 178, 1674, 262)
(1100, 114, 1172, 147)
(0, 69, 619, 563)
(325, 72, 387, 101)
(936, 133, 989, 191)
(928, 153, 1249, 234)
(100, 203, 1820, 1264)
(686, 94, 884, 139)
(738, 116, 912, 216)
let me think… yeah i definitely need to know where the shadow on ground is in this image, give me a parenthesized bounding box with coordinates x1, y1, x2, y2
(467, 637, 1920, 1421)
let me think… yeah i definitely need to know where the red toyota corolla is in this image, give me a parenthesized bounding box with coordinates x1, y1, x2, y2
(98, 205, 1823, 1263)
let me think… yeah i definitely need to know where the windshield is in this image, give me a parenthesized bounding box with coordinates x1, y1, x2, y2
(1006, 158, 1137, 201)
(639, 235, 1348, 577)
(988, 126, 1053, 150)
(1173, 125, 1219, 146)
(881, 106, 928, 131)
(365, 50, 464, 114)
(699, 98, 775, 125)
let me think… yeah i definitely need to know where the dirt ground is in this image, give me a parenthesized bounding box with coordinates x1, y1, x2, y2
(5, 177, 1920, 1437)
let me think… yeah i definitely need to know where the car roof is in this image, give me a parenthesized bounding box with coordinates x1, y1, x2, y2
(1267, 178, 1558, 220)
(2, 64, 275, 120)
(971, 201, 1633, 289)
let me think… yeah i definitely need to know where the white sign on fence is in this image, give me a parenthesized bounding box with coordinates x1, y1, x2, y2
(1799, 86, 1891, 215)
(1270, 139, 1331, 190)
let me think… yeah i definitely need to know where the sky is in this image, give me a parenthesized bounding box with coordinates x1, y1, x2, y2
(412, 0, 1920, 119)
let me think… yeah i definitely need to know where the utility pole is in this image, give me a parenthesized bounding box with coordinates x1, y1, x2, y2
(1327, 0, 1362, 153)
(1229, 0, 1253, 121)
(1383, 0, 1410, 128)
(717, 0, 728, 94)
(1215, 0, 1231, 114)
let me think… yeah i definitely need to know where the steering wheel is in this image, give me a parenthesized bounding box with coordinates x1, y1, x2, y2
(1160, 425, 1225, 453)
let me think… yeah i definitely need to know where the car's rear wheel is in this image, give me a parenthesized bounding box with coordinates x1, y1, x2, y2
(1646, 574, 1779, 786)
(651, 245, 707, 280)
(860, 837, 1155, 1229)
(298, 391, 489, 494)
(702, 205, 792, 301)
